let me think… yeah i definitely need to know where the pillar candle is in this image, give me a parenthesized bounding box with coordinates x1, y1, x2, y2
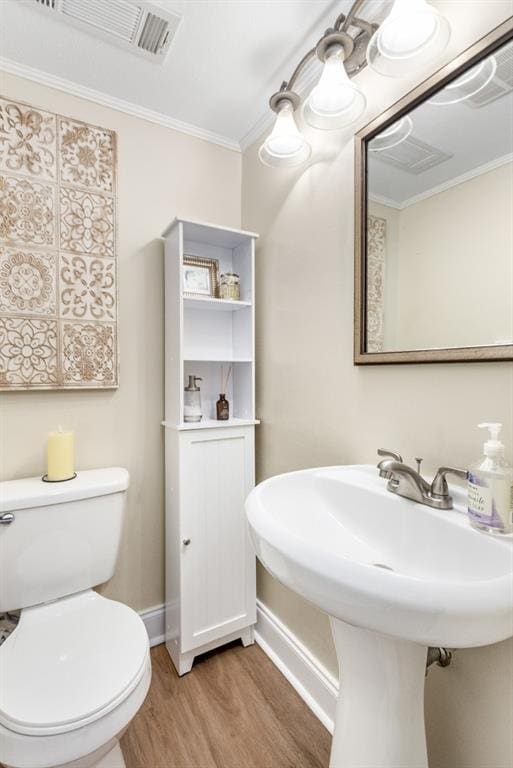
(47, 427, 74, 481)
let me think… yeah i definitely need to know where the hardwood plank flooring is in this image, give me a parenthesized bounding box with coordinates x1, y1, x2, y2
(121, 642, 331, 768)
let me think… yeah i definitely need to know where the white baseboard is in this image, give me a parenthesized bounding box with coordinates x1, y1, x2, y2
(254, 599, 338, 734)
(139, 599, 339, 735)
(139, 604, 165, 648)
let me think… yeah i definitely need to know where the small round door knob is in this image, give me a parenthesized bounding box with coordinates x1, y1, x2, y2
(182, 538, 191, 546)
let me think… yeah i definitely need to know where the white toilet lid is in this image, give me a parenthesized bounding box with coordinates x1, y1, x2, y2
(0, 590, 149, 736)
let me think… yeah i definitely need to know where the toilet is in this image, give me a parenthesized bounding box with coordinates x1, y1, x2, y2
(0, 468, 151, 768)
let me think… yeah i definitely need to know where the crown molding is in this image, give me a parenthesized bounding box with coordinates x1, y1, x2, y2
(0, 56, 241, 153)
(371, 152, 513, 210)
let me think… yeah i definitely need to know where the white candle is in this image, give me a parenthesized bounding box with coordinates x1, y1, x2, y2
(47, 426, 74, 481)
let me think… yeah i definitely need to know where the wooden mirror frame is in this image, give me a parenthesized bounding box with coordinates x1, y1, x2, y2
(354, 18, 513, 365)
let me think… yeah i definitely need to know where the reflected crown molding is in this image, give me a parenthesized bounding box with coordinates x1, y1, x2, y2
(370, 152, 513, 210)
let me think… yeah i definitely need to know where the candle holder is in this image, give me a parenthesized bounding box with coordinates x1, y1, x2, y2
(42, 473, 77, 483)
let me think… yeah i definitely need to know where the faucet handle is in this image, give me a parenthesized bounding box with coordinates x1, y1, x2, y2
(377, 448, 403, 462)
(377, 449, 403, 480)
(415, 457, 423, 474)
(431, 466, 468, 498)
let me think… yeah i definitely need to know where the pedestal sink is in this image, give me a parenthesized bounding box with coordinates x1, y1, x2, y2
(245, 465, 513, 768)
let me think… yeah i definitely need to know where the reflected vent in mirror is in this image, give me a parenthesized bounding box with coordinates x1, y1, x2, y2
(465, 45, 513, 107)
(30, 0, 181, 61)
(371, 135, 452, 175)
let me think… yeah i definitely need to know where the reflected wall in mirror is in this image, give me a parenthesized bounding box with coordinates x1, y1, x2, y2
(355, 20, 513, 364)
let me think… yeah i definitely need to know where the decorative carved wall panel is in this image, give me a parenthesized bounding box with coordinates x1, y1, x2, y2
(0, 97, 118, 389)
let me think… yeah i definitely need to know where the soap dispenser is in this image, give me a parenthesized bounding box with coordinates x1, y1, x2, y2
(467, 422, 513, 534)
(184, 376, 203, 422)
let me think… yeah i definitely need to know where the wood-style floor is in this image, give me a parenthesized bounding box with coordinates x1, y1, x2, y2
(121, 642, 331, 768)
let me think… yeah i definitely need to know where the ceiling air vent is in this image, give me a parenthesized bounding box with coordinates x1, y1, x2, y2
(371, 135, 452, 175)
(30, 0, 181, 63)
(465, 44, 513, 108)
(138, 12, 169, 54)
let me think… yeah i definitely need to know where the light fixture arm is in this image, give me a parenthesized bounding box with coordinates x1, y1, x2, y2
(269, 0, 379, 112)
(283, 46, 318, 94)
(339, 0, 368, 32)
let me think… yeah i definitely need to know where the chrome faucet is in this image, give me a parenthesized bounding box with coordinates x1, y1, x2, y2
(377, 449, 467, 510)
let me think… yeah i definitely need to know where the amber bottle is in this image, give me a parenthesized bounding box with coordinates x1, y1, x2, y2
(216, 393, 229, 420)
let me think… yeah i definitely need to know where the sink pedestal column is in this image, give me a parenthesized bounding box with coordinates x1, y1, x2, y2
(329, 618, 428, 768)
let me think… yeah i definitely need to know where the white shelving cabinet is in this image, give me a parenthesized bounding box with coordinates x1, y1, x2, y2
(162, 218, 258, 675)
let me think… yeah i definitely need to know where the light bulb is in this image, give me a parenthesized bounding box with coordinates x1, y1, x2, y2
(303, 47, 366, 130)
(368, 0, 451, 78)
(259, 100, 311, 168)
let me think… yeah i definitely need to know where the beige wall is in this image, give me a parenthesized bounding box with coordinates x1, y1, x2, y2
(242, 3, 513, 767)
(0, 70, 242, 612)
(370, 163, 513, 350)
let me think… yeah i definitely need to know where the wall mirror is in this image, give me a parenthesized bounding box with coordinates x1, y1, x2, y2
(355, 20, 513, 364)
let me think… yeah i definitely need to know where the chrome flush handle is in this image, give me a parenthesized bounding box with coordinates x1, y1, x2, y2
(0, 513, 15, 525)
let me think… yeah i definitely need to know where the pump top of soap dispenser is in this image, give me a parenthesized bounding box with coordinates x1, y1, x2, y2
(478, 422, 504, 457)
(185, 375, 202, 391)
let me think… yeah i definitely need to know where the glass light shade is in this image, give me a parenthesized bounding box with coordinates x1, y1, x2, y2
(368, 116, 413, 151)
(259, 100, 311, 167)
(303, 49, 366, 129)
(428, 56, 497, 105)
(368, 0, 451, 78)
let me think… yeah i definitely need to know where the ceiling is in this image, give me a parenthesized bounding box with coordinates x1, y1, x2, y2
(0, 0, 358, 149)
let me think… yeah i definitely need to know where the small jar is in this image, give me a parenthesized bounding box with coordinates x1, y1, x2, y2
(219, 273, 240, 301)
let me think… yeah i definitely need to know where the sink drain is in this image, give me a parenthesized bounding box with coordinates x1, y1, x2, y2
(372, 563, 394, 571)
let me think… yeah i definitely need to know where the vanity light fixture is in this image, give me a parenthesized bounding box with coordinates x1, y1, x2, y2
(367, 0, 451, 78)
(259, 93, 312, 167)
(260, 0, 451, 167)
(302, 41, 366, 129)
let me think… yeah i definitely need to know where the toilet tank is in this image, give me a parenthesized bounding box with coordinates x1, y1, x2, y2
(0, 468, 129, 612)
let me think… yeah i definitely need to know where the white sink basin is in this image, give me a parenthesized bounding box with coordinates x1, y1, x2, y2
(246, 465, 513, 768)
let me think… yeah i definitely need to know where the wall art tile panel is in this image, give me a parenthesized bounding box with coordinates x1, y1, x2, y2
(0, 96, 117, 389)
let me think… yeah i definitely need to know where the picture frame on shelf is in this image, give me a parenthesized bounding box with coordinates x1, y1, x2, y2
(183, 255, 219, 298)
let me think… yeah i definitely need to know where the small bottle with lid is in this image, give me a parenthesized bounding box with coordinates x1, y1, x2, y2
(467, 423, 513, 534)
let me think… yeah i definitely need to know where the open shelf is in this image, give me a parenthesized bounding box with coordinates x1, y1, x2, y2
(183, 296, 251, 312)
(184, 360, 253, 421)
(163, 218, 257, 427)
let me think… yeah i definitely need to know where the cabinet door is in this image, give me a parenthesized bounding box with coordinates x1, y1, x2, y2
(179, 427, 256, 652)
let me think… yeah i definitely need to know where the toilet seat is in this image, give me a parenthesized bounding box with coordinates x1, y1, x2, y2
(0, 590, 149, 737)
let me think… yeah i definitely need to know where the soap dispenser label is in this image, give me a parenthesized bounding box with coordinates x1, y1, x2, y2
(468, 472, 513, 531)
